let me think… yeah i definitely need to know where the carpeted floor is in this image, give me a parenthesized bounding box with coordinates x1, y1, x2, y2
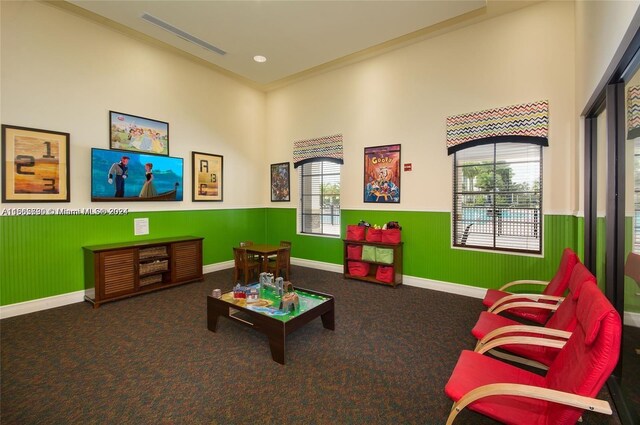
(0, 266, 626, 424)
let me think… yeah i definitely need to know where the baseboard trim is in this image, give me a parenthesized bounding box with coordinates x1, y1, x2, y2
(402, 275, 486, 299)
(203, 260, 235, 274)
(0, 290, 86, 320)
(291, 257, 343, 274)
(3, 258, 640, 328)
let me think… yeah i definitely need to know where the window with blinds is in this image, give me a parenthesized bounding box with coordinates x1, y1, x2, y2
(453, 142, 542, 253)
(299, 161, 341, 236)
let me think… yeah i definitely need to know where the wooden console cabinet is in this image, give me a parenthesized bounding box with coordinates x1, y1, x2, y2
(83, 236, 203, 307)
(343, 239, 403, 287)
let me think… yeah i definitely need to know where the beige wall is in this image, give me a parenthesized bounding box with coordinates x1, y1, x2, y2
(574, 0, 640, 216)
(266, 1, 577, 214)
(0, 1, 267, 210)
(575, 0, 640, 112)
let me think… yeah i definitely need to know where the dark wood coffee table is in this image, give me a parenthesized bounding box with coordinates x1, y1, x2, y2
(207, 287, 334, 364)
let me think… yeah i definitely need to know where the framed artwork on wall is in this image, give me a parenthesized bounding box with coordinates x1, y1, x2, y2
(2, 124, 70, 202)
(91, 148, 183, 201)
(270, 162, 290, 202)
(364, 144, 401, 203)
(109, 111, 169, 156)
(192, 151, 223, 201)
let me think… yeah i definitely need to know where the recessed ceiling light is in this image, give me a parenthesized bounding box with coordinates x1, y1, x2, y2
(253, 55, 267, 63)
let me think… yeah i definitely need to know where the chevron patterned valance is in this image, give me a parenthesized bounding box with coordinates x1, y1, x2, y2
(446, 100, 549, 155)
(293, 134, 343, 168)
(628, 85, 640, 140)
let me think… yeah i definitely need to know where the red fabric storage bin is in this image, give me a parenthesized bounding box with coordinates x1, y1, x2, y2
(348, 261, 370, 277)
(346, 225, 365, 241)
(347, 244, 363, 260)
(381, 228, 401, 244)
(376, 266, 394, 283)
(366, 228, 382, 242)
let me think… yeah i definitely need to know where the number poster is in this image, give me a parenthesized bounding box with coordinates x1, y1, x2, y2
(2, 125, 70, 202)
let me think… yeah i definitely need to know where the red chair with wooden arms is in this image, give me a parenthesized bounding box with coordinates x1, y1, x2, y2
(471, 262, 596, 370)
(267, 247, 290, 281)
(233, 247, 260, 284)
(482, 248, 580, 324)
(444, 283, 621, 425)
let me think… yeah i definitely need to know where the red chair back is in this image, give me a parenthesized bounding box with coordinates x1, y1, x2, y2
(544, 283, 621, 423)
(542, 248, 580, 297)
(545, 263, 595, 332)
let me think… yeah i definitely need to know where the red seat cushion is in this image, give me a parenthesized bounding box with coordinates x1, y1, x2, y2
(482, 290, 557, 324)
(445, 350, 548, 425)
(471, 312, 560, 367)
(471, 311, 519, 340)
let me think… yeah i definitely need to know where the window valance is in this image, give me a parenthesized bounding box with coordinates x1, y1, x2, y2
(446, 100, 549, 155)
(628, 85, 640, 140)
(293, 134, 343, 168)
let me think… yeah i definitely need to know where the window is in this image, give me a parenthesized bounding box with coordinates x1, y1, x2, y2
(299, 161, 341, 236)
(453, 142, 542, 253)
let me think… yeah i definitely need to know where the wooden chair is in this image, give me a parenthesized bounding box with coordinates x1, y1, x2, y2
(240, 240, 259, 262)
(233, 247, 260, 284)
(268, 241, 292, 273)
(267, 247, 290, 280)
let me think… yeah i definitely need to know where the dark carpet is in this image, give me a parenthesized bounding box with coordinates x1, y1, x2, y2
(0, 266, 624, 424)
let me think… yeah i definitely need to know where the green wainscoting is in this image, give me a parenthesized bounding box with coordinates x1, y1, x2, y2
(4, 207, 606, 309)
(266, 208, 580, 290)
(0, 209, 266, 305)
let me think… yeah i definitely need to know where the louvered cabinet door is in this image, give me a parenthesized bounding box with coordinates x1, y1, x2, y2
(171, 240, 202, 283)
(99, 249, 137, 298)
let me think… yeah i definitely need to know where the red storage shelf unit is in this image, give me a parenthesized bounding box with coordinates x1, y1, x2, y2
(342, 239, 403, 287)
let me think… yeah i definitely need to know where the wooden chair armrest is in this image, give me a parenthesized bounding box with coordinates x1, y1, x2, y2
(477, 325, 572, 347)
(446, 383, 612, 425)
(488, 294, 564, 312)
(491, 301, 559, 316)
(475, 335, 566, 355)
(498, 279, 549, 291)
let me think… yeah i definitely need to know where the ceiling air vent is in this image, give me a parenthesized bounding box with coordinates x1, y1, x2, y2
(141, 12, 226, 56)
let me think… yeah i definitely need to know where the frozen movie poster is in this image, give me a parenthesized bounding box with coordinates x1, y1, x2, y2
(364, 144, 400, 203)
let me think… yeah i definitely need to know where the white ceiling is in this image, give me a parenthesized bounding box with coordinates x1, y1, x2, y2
(68, 0, 487, 86)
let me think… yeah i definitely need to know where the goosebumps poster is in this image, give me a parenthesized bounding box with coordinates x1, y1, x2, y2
(364, 144, 400, 203)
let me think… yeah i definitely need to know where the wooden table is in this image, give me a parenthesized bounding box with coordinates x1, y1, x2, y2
(245, 244, 279, 272)
(207, 287, 335, 364)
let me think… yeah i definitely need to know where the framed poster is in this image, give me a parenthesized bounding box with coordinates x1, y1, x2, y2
(91, 148, 183, 201)
(364, 144, 401, 203)
(2, 125, 70, 202)
(109, 111, 169, 156)
(192, 151, 223, 201)
(270, 162, 290, 202)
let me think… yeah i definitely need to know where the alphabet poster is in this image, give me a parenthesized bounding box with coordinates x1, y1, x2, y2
(192, 152, 223, 201)
(364, 144, 400, 203)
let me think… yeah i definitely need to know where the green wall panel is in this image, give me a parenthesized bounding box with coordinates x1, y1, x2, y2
(0, 209, 266, 305)
(264, 208, 342, 265)
(266, 208, 580, 290)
